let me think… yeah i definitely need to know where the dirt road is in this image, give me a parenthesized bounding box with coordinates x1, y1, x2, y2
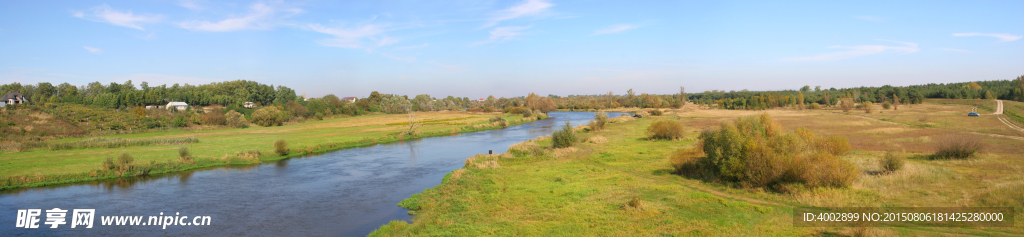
(994, 100, 1024, 132)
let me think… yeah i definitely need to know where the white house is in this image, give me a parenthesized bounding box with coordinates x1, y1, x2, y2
(341, 97, 357, 103)
(243, 101, 256, 108)
(166, 102, 188, 111)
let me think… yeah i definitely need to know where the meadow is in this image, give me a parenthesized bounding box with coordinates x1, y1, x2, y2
(373, 99, 1023, 236)
(0, 111, 544, 189)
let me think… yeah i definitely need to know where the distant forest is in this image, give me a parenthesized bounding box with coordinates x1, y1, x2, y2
(2, 75, 1022, 114)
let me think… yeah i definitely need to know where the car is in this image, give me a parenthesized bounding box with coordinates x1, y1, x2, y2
(633, 114, 643, 118)
(968, 112, 980, 116)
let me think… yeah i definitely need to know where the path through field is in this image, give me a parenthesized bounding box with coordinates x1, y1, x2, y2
(994, 100, 1024, 132)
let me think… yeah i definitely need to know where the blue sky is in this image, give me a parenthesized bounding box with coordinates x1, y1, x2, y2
(1, 0, 1022, 98)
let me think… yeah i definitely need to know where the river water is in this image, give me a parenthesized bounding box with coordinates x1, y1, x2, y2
(0, 112, 630, 236)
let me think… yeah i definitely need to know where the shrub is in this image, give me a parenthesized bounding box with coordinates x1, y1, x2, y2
(669, 147, 704, 175)
(314, 112, 324, 120)
(692, 113, 858, 190)
(252, 106, 284, 127)
(650, 110, 664, 116)
(931, 134, 983, 159)
(879, 151, 903, 173)
(226, 110, 249, 128)
(534, 110, 545, 119)
(808, 103, 821, 109)
(647, 120, 684, 140)
(522, 109, 533, 118)
(482, 107, 497, 113)
(102, 153, 135, 175)
(863, 101, 874, 113)
(178, 146, 193, 163)
(201, 109, 226, 125)
(591, 112, 608, 131)
(274, 139, 289, 156)
(172, 115, 188, 128)
(882, 102, 892, 110)
(489, 116, 509, 128)
(551, 121, 577, 148)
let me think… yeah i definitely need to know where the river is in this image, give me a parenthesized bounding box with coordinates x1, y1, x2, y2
(0, 111, 630, 236)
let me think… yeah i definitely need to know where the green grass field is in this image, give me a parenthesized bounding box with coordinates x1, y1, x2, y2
(0, 111, 538, 188)
(373, 100, 1023, 236)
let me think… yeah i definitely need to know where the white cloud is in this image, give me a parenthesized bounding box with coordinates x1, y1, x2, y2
(308, 23, 386, 49)
(83, 46, 102, 54)
(781, 40, 918, 62)
(483, 0, 553, 28)
(939, 48, 972, 53)
(178, 3, 302, 32)
(591, 24, 641, 36)
(394, 43, 429, 50)
(73, 4, 163, 30)
(952, 32, 1022, 42)
(853, 15, 885, 22)
(472, 26, 530, 46)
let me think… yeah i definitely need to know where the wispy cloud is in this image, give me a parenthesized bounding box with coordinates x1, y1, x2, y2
(482, 0, 553, 28)
(394, 43, 429, 50)
(178, 0, 203, 11)
(307, 23, 387, 49)
(83, 46, 102, 54)
(591, 24, 641, 36)
(780, 40, 919, 62)
(472, 26, 530, 46)
(73, 4, 163, 30)
(377, 36, 399, 46)
(952, 32, 1022, 42)
(939, 48, 972, 53)
(853, 15, 886, 22)
(178, 3, 302, 32)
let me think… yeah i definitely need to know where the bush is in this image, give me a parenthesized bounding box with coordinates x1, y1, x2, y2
(522, 109, 533, 118)
(274, 139, 288, 156)
(692, 113, 857, 190)
(534, 110, 545, 120)
(650, 110, 664, 116)
(669, 147, 703, 175)
(882, 102, 892, 110)
(591, 112, 608, 131)
(226, 110, 249, 128)
(252, 106, 284, 127)
(647, 120, 684, 140)
(172, 115, 188, 128)
(314, 112, 324, 120)
(863, 101, 874, 113)
(482, 107, 497, 113)
(879, 151, 903, 173)
(840, 98, 853, 112)
(808, 103, 821, 109)
(551, 121, 577, 148)
(201, 109, 226, 125)
(178, 146, 193, 163)
(103, 153, 135, 175)
(931, 134, 983, 159)
(489, 116, 509, 128)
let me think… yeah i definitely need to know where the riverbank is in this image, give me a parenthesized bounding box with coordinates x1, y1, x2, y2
(0, 112, 546, 190)
(373, 101, 1023, 236)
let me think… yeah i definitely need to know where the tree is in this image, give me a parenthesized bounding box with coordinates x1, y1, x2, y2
(815, 86, 821, 92)
(252, 106, 284, 127)
(796, 92, 805, 109)
(800, 85, 811, 92)
(226, 110, 249, 128)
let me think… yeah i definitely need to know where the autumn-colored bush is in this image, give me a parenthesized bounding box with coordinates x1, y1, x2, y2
(646, 120, 684, 140)
(201, 109, 226, 125)
(689, 113, 857, 190)
(649, 110, 664, 116)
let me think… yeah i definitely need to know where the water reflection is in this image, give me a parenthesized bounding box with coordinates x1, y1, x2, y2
(0, 112, 629, 236)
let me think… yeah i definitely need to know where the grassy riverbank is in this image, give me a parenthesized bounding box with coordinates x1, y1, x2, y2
(373, 100, 1023, 236)
(0, 111, 546, 190)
